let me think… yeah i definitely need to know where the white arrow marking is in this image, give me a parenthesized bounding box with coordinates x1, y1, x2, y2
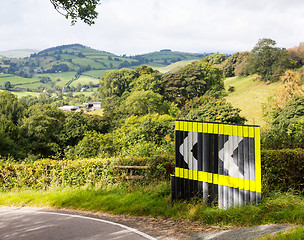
(219, 135, 243, 178)
(179, 132, 198, 171)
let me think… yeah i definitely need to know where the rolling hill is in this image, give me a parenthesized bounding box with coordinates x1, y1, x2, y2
(0, 49, 39, 58)
(0, 44, 209, 94)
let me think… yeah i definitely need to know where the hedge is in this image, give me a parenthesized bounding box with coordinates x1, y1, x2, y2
(0, 155, 174, 191)
(262, 148, 304, 194)
(1, 149, 304, 194)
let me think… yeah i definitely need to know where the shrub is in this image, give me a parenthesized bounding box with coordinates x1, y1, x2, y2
(0, 155, 174, 191)
(262, 148, 304, 194)
(177, 96, 247, 124)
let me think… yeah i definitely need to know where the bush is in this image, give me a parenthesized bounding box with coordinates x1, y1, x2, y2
(262, 148, 304, 194)
(262, 96, 304, 149)
(0, 155, 174, 191)
(177, 96, 247, 124)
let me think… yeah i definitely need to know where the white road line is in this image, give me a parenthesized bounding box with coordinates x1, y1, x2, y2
(1, 208, 157, 240)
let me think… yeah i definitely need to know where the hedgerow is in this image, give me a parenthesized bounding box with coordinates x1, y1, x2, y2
(0, 155, 174, 191)
(1, 149, 304, 195)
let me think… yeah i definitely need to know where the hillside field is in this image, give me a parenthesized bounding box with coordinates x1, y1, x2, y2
(224, 75, 283, 128)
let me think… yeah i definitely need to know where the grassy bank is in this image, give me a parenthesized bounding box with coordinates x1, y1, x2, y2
(1, 182, 304, 228)
(224, 76, 283, 128)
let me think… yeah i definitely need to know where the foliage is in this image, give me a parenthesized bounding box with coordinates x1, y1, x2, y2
(202, 53, 227, 65)
(0, 91, 27, 159)
(98, 68, 136, 99)
(274, 70, 304, 109)
(124, 90, 169, 116)
(20, 104, 66, 157)
(177, 96, 247, 124)
(262, 96, 304, 149)
(0, 156, 174, 191)
(162, 61, 224, 107)
(288, 42, 304, 65)
(67, 114, 175, 159)
(247, 38, 293, 82)
(131, 65, 163, 94)
(262, 149, 304, 194)
(50, 0, 100, 25)
(0, 91, 26, 124)
(221, 51, 251, 77)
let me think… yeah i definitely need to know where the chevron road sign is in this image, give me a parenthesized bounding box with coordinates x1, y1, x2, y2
(171, 120, 261, 209)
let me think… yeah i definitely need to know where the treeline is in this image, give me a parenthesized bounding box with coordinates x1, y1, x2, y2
(220, 38, 304, 82)
(1, 38, 303, 162)
(0, 59, 246, 161)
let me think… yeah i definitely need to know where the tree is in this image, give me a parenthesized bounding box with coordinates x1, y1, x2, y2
(4, 81, 12, 90)
(0, 91, 25, 125)
(202, 53, 227, 65)
(20, 104, 65, 157)
(288, 42, 304, 65)
(247, 38, 291, 82)
(163, 61, 224, 107)
(98, 69, 137, 99)
(262, 96, 304, 149)
(177, 96, 247, 124)
(124, 90, 169, 116)
(274, 70, 304, 109)
(130, 65, 163, 94)
(50, 0, 100, 25)
(220, 52, 250, 77)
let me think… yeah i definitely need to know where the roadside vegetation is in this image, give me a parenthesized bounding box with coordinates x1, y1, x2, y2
(1, 38, 304, 239)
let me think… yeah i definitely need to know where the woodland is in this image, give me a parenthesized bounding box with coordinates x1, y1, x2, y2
(1, 38, 304, 162)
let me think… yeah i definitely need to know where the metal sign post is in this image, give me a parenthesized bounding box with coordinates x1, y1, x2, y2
(171, 120, 261, 208)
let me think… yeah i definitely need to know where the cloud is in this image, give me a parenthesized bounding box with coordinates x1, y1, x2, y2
(1, 0, 304, 54)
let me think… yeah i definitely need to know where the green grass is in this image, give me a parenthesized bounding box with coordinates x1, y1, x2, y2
(154, 60, 198, 73)
(37, 72, 77, 87)
(70, 75, 100, 87)
(0, 90, 41, 98)
(259, 227, 304, 239)
(83, 70, 106, 78)
(1, 183, 304, 228)
(72, 57, 106, 69)
(0, 75, 40, 86)
(224, 76, 283, 128)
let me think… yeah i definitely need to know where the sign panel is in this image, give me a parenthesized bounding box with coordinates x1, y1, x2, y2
(171, 120, 261, 208)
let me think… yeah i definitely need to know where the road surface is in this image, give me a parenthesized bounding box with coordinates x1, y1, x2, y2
(0, 207, 156, 240)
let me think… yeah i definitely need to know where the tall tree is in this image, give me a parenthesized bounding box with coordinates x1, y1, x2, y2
(163, 61, 224, 107)
(247, 38, 291, 81)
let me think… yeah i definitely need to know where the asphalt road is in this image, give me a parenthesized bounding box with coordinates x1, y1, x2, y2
(0, 207, 156, 240)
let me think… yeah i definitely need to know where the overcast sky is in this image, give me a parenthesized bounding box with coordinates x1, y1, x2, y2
(1, 0, 304, 55)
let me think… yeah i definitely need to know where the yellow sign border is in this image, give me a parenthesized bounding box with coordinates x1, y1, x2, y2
(174, 120, 261, 193)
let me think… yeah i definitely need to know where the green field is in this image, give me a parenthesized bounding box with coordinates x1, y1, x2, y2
(224, 76, 283, 128)
(0, 90, 42, 98)
(70, 75, 100, 87)
(83, 70, 106, 78)
(72, 57, 106, 69)
(154, 59, 198, 73)
(38, 72, 77, 87)
(0, 75, 40, 86)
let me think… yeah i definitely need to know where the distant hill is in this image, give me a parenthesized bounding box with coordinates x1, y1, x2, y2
(153, 59, 199, 74)
(0, 44, 213, 95)
(131, 49, 207, 67)
(0, 49, 39, 58)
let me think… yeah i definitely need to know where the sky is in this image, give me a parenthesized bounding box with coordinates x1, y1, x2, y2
(1, 0, 304, 56)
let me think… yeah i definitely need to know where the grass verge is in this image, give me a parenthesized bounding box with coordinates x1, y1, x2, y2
(259, 227, 304, 239)
(1, 182, 304, 228)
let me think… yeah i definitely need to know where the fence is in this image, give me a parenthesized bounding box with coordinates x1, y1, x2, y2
(171, 120, 261, 209)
